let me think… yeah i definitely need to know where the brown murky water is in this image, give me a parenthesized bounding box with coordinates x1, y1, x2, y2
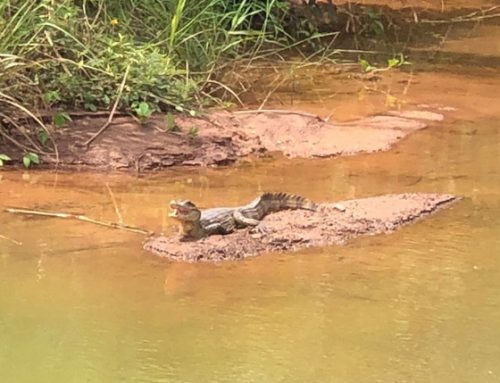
(328, 0, 498, 10)
(1, 13, 500, 383)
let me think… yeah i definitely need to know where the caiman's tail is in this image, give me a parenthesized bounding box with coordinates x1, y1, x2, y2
(256, 192, 318, 215)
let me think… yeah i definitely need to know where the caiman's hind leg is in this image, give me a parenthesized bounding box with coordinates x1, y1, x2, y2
(233, 210, 260, 227)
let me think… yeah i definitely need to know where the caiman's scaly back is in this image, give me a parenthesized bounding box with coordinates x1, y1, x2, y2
(169, 192, 317, 240)
(243, 192, 317, 221)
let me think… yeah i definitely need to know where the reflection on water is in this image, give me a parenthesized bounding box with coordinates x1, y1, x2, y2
(1, 18, 500, 383)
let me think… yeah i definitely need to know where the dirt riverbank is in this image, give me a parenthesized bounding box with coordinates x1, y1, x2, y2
(3, 106, 446, 172)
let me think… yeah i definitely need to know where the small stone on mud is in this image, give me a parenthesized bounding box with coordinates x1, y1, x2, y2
(332, 203, 347, 212)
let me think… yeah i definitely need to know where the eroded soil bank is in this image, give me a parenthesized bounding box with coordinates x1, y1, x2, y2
(144, 193, 458, 262)
(20, 107, 446, 172)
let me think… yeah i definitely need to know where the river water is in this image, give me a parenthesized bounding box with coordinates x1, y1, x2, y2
(1, 13, 500, 383)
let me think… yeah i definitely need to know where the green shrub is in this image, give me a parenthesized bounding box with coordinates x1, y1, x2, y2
(0, 0, 292, 113)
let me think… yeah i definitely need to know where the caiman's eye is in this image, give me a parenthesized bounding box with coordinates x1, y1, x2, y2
(183, 201, 197, 209)
(169, 199, 197, 211)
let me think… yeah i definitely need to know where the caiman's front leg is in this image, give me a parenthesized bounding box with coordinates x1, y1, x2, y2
(233, 210, 260, 227)
(204, 221, 235, 235)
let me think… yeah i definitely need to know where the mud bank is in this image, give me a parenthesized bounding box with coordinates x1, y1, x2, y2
(144, 193, 458, 262)
(28, 107, 445, 171)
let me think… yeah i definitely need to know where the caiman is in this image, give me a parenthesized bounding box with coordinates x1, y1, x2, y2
(169, 192, 317, 240)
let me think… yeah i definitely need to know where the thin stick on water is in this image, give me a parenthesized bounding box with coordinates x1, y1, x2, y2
(0, 234, 22, 245)
(82, 64, 130, 148)
(257, 76, 287, 111)
(420, 6, 500, 24)
(5, 207, 151, 236)
(105, 183, 124, 225)
(233, 109, 326, 122)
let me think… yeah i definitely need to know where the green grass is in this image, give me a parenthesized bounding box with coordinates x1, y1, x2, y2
(1, 0, 347, 163)
(0, 0, 294, 115)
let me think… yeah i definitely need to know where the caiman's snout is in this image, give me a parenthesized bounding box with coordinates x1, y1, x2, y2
(168, 200, 182, 218)
(168, 199, 201, 222)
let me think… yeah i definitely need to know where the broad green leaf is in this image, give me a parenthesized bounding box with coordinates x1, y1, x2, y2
(54, 112, 71, 128)
(28, 152, 40, 164)
(38, 131, 49, 146)
(23, 156, 31, 168)
(360, 59, 376, 72)
(387, 58, 400, 68)
(139, 102, 149, 115)
(43, 90, 61, 104)
(134, 102, 152, 119)
(373, 20, 384, 33)
(84, 103, 97, 112)
(0, 154, 11, 161)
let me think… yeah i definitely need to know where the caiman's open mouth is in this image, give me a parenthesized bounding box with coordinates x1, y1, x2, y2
(168, 200, 195, 218)
(169, 208, 188, 218)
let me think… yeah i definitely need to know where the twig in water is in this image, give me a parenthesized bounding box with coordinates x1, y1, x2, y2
(105, 183, 124, 225)
(82, 65, 130, 148)
(258, 76, 287, 111)
(5, 207, 151, 236)
(234, 109, 327, 122)
(420, 6, 500, 24)
(0, 234, 22, 245)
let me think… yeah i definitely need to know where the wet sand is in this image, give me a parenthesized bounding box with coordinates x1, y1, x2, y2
(22, 107, 447, 172)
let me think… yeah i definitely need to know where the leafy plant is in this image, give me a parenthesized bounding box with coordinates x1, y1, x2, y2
(0, 0, 296, 116)
(188, 126, 198, 138)
(38, 131, 49, 147)
(43, 90, 62, 105)
(83, 94, 98, 112)
(0, 154, 11, 166)
(53, 111, 71, 128)
(359, 55, 410, 73)
(0, 0, 337, 158)
(366, 8, 384, 36)
(133, 101, 153, 123)
(22, 152, 40, 168)
(165, 112, 180, 132)
(387, 55, 411, 68)
(360, 59, 376, 72)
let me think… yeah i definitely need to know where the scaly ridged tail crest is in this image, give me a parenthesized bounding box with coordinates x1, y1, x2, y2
(258, 192, 317, 214)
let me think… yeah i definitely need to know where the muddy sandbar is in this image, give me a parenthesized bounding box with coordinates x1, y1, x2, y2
(144, 193, 458, 262)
